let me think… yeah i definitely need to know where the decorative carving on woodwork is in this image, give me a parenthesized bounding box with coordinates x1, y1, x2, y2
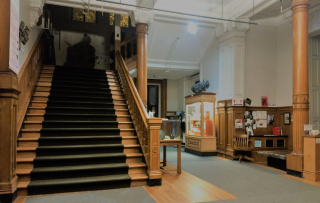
(129, 10, 154, 27)
(185, 94, 216, 105)
(292, 0, 309, 7)
(293, 94, 309, 104)
(30, 0, 44, 28)
(215, 20, 250, 38)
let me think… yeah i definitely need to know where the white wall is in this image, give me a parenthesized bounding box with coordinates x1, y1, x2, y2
(19, 0, 42, 73)
(276, 21, 293, 107)
(200, 39, 220, 99)
(53, 30, 109, 69)
(167, 79, 179, 111)
(177, 77, 185, 111)
(244, 24, 278, 106)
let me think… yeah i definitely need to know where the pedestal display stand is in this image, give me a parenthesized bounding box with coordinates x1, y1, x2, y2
(185, 93, 217, 156)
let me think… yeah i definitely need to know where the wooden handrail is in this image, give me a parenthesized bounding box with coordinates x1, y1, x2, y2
(120, 36, 137, 46)
(115, 51, 162, 182)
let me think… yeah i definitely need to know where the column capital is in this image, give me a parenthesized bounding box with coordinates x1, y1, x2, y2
(292, 0, 309, 8)
(129, 9, 154, 27)
(215, 20, 250, 39)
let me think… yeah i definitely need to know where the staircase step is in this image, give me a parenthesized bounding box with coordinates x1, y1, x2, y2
(20, 128, 135, 138)
(25, 114, 131, 122)
(27, 174, 132, 195)
(33, 92, 123, 100)
(17, 144, 140, 157)
(39, 76, 117, 83)
(28, 107, 128, 115)
(17, 162, 146, 182)
(18, 135, 137, 147)
(23, 121, 132, 129)
(32, 95, 126, 104)
(36, 84, 121, 93)
(30, 101, 127, 109)
(17, 152, 143, 170)
(37, 81, 120, 89)
(35, 89, 115, 98)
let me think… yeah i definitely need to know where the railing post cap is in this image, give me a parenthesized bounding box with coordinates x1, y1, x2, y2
(147, 118, 163, 124)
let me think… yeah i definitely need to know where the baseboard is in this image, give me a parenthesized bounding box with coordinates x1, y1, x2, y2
(0, 190, 17, 203)
(287, 169, 303, 178)
(185, 148, 218, 156)
(148, 179, 162, 187)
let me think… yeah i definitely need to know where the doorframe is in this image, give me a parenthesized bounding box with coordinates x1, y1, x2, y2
(147, 83, 161, 118)
(148, 79, 167, 118)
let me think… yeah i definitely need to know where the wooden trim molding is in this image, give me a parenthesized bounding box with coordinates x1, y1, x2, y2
(16, 31, 45, 135)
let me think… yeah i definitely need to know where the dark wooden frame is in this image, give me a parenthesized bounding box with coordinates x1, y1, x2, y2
(147, 79, 167, 118)
(284, 112, 291, 125)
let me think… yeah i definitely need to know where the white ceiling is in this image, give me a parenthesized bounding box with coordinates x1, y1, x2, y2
(250, 0, 320, 21)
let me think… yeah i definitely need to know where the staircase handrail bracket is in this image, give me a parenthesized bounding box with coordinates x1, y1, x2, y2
(115, 51, 162, 182)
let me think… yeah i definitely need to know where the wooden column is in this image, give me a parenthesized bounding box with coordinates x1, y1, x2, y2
(287, 0, 309, 174)
(147, 118, 162, 185)
(136, 23, 148, 108)
(0, 0, 20, 202)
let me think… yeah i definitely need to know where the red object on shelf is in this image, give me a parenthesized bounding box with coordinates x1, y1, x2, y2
(273, 127, 281, 136)
(261, 96, 268, 107)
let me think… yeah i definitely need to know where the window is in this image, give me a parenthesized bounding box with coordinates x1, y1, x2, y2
(110, 13, 129, 27)
(73, 8, 96, 23)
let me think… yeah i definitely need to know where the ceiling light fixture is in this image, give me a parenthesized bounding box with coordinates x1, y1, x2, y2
(187, 22, 197, 34)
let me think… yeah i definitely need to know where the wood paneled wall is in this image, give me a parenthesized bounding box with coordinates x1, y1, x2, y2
(16, 31, 45, 135)
(217, 100, 293, 157)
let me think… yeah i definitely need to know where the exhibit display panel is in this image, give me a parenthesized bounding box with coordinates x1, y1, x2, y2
(185, 93, 216, 156)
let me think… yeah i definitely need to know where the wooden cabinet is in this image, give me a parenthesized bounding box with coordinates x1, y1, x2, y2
(185, 93, 217, 156)
(216, 99, 293, 160)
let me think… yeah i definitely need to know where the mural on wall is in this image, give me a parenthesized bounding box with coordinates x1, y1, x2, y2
(19, 21, 30, 50)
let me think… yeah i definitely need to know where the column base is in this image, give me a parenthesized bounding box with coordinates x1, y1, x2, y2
(286, 154, 303, 172)
(303, 170, 320, 182)
(0, 190, 17, 203)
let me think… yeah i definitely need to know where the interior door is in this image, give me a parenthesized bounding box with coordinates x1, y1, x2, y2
(309, 37, 320, 126)
(147, 85, 159, 117)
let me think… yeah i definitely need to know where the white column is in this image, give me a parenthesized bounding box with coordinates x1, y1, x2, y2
(215, 21, 249, 100)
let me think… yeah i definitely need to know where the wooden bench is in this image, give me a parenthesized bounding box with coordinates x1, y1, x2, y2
(257, 150, 291, 171)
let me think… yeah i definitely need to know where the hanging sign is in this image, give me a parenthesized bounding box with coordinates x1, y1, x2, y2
(9, 0, 19, 73)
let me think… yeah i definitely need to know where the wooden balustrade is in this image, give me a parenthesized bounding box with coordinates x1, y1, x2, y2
(115, 51, 162, 183)
(120, 36, 137, 60)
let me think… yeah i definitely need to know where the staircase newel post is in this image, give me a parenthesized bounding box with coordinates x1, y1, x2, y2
(0, 0, 20, 202)
(146, 118, 162, 186)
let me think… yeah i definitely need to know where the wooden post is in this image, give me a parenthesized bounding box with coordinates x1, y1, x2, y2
(136, 23, 148, 108)
(303, 135, 320, 181)
(0, 0, 20, 202)
(287, 0, 309, 174)
(147, 118, 162, 186)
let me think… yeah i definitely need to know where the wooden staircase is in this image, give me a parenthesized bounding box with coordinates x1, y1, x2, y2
(16, 65, 148, 196)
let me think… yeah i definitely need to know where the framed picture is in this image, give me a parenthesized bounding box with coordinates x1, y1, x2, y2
(284, 112, 291, 125)
(261, 96, 268, 107)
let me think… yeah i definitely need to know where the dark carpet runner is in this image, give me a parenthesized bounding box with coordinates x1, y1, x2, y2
(27, 66, 131, 195)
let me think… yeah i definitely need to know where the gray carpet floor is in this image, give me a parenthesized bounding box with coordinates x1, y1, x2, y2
(163, 146, 320, 203)
(25, 146, 320, 203)
(24, 187, 156, 203)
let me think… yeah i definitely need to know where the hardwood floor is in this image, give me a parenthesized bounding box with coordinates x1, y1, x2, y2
(144, 162, 237, 203)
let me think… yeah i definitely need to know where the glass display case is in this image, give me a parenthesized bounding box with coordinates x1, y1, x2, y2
(185, 93, 216, 156)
